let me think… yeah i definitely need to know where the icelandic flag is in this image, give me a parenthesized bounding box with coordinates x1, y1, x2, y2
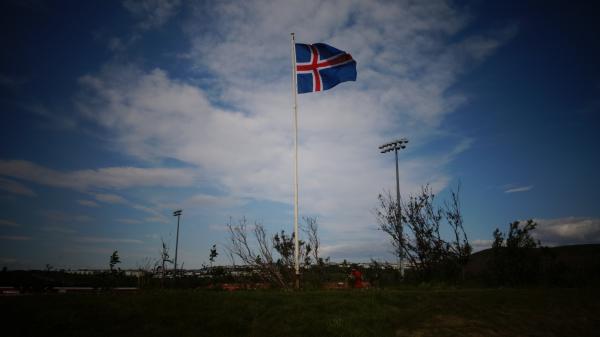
(295, 43, 357, 94)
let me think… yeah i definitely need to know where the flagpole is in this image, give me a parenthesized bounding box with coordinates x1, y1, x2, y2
(290, 32, 300, 289)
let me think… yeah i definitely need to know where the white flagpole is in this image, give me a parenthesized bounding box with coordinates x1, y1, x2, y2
(290, 32, 300, 288)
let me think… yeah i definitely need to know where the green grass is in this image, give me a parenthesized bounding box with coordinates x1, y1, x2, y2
(2, 288, 600, 336)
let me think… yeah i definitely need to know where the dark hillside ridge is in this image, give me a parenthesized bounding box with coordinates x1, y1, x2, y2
(465, 244, 600, 286)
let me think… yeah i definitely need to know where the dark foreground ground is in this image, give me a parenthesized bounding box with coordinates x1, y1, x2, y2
(2, 288, 599, 337)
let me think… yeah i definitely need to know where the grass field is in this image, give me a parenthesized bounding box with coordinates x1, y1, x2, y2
(2, 288, 600, 336)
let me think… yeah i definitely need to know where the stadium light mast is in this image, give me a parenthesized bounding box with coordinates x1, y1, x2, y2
(379, 138, 408, 277)
(173, 209, 182, 275)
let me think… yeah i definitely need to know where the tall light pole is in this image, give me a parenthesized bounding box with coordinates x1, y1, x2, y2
(379, 138, 408, 277)
(173, 209, 182, 275)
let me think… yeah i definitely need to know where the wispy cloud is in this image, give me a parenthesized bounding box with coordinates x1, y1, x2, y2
(0, 160, 199, 191)
(0, 177, 36, 197)
(130, 204, 170, 224)
(144, 216, 169, 224)
(0, 235, 32, 241)
(0, 257, 17, 264)
(504, 185, 533, 194)
(41, 226, 76, 234)
(117, 218, 143, 224)
(62, 246, 118, 256)
(0, 73, 27, 89)
(42, 210, 93, 224)
(0, 219, 21, 227)
(145, 233, 160, 240)
(76, 236, 143, 244)
(93, 193, 128, 204)
(208, 223, 230, 232)
(82, 192, 170, 225)
(77, 199, 100, 207)
(122, 0, 181, 30)
(184, 194, 244, 209)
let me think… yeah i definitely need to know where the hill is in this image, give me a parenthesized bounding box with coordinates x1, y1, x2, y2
(465, 244, 600, 285)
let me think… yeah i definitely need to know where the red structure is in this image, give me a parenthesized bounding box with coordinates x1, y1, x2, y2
(351, 268, 363, 288)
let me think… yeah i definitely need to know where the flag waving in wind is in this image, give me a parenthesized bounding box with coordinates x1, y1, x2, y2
(295, 43, 357, 94)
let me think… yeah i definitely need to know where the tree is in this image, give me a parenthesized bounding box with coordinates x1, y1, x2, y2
(159, 239, 173, 280)
(302, 216, 329, 286)
(375, 184, 470, 282)
(375, 191, 403, 270)
(226, 217, 313, 288)
(402, 185, 446, 280)
(209, 244, 218, 267)
(489, 219, 541, 285)
(272, 229, 311, 281)
(303, 216, 327, 266)
(109, 250, 121, 273)
(444, 183, 472, 279)
(227, 217, 286, 287)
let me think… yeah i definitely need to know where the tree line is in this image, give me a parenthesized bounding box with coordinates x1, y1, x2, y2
(4, 182, 598, 290)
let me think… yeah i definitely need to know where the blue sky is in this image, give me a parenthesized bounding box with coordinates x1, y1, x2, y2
(1, 0, 599, 269)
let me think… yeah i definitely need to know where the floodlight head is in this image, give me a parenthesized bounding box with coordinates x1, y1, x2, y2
(173, 209, 182, 216)
(380, 137, 409, 154)
(378, 142, 393, 150)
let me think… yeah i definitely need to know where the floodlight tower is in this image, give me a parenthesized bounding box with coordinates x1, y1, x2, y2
(173, 209, 182, 275)
(378, 138, 408, 277)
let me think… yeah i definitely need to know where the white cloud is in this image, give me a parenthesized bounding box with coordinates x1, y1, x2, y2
(122, 0, 181, 30)
(184, 194, 244, 209)
(107, 35, 140, 52)
(74, 65, 473, 235)
(74, 0, 514, 241)
(505, 185, 533, 194)
(321, 238, 396, 261)
(208, 223, 230, 232)
(0, 177, 36, 197)
(145, 233, 160, 240)
(471, 239, 493, 252)
(470, 218, 600, 252)
(534, 217, 600, 246)
(0, 160, 198, 191)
